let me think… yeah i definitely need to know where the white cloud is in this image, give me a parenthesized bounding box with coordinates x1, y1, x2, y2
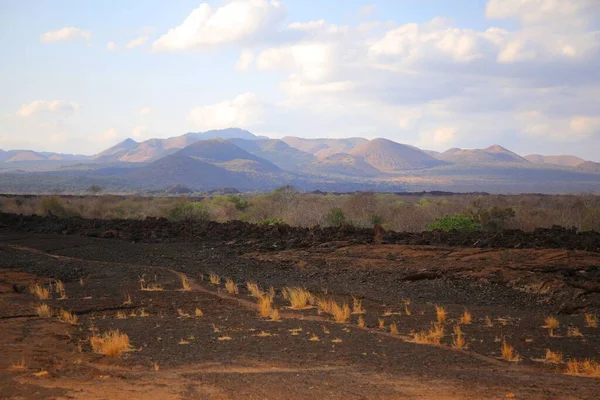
(106, 41, 117, 51)
(131, 125, 149, 138)
(257, 42, 335, 81)
(236, 49, 255, 71)
(152, 0, 285, 52)
(288, 20, 326, 31)
(188, 92, 264, 130)
(485, 0, 597, 27)
(16, 100, 79, 117)
(126, 36, 149, 49)
(518, 111, 600, 141)
(138, 107, 151, 115)
(40, 27, 92, 43)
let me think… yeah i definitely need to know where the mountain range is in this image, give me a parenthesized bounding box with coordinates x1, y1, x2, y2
(1, 128, 599, 194)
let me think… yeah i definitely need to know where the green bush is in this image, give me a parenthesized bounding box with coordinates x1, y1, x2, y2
(227, 194, 249, 211)
(325, 207, 346, 227)
(167, 201, 211, 222)
(371, 215, 383, 225)
(39, 196, 79, 218)
(427, 214, 481, 232)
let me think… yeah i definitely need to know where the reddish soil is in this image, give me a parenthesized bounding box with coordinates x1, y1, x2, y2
(1, 215, 600, 399)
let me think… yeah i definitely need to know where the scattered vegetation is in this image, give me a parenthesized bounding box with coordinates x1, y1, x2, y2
(358, 316, 366, 328)
(452, 325, 466, 349)
(225, 279, 238, 295)
(180, 274, 192, 292)
(257, 292, 274, 318)
(544, 349, 563, 364)
(484, 316, 494, 327)
(413, 324, 444, 345)
(427, 214, 481, 232)
(585, 313, 598, 328)
(568, 327, 583, 337)
(10, 358, 27, 370)
(378, 319, 385, 329)
(270, 309, 281, 321)
(194, 308, 203, 317)
(390, 322, 399, 335)
(209, 273, 221, 286)
(566, 359, 600, 378)
(30, 283, 50, 300)
(435, 305, 447, 324)
(318, 298, 351, 323)
(89, 330, 131, 356)
(57, 309, 79, 325)
(35, 304, 52, 318)
(543, 316, 560, 337)
(283, 287, 314, 309)
(352, 296, 365, 314)
(460, 310, 472, 325)
(123, 293, 132, 305)
(404, 300, 411, 316)
(500, 340, 521, 362)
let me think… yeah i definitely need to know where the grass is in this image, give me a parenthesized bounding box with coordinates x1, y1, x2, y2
(217, 336, 232, 341)
(209, 273, 221, 286)
(543, 316, 560, 337)
(332, 338, 343, 343)
(390, 322, 399, 335)
(404, 300, 412, 316)
(283, 287, 314, 309)
(30, 283, 50, 300)
(138, 309, 149, 317)
(318, 298, 350, 323)
(140, 282, 164, 291)
(452, 325, 466, 349)
(585, 313, 598, 328)
(90, 330, 131, 357)
(55, 280, 67, 299)
(257, 292, 274, 318)
(180, 274, 192, 292)
(270, 309, 281, 321)
(194, 308, 204, 317)
(413, 323, 444, 345)
(116, 311, 127, 319)
(225, 279, 239, 295)
(35, 304, 52, 318)
(247, 282, 262, 298)
(378, 319, 385, 329)
(358, 316, 366, 328)
(352, 296, 365, 314)
(10, 358, 26, 370)
(177, 309, 191, 318)
(568, 327, 583, 337)
(79, 277, 85, 286)
(484, 316, 494, 327)
(57, 309, 78, 325)
(435, 305, 447, 324)
(565, 359, 600, 377)
(544, 349, 563, 364)
(460, 309, 472, 325)
(309, 334, 320, 341)
(153, 362, 159, 372)
(501, 340, 521, 362)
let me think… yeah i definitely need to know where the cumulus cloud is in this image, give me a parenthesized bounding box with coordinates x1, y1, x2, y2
(16, 100, 79, 118)
(518, 111, 600, 141)
(40, 27, 91, 43)
(188, 92, 264, 130)
(152, 0, 285, 51)
(485, 0, 598, 27)
(126, 36, 149, 49)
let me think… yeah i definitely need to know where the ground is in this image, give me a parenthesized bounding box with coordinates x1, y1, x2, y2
(0, 217, 599, 399)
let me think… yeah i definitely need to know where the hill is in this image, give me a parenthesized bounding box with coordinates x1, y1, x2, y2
(577, 161, 600, 173)
(281, 137, 368, 159)
(438, 145, 529, 164)
(349, 138, 444, 171)
(525, 154, 586, 167)
(301, 153, 383, 177)
(229, 138, 314, 171)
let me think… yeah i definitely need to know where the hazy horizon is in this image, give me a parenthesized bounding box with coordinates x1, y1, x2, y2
(2, 0, 599, 161)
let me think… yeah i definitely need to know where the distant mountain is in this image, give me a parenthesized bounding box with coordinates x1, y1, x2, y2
(577, 161, 600, 173)
(525, 154, 586, 167)
(281, 137, 368, 159)
(229, 138, 314, 171)
(91, 138, 139, 162)
(438, 145, 529, 164)
(302, 153, 383, 177)
(349, 138, 444, 171)
(0, 149, 88, 163)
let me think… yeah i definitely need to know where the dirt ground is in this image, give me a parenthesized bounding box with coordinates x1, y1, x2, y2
(1, 217, 599, 399)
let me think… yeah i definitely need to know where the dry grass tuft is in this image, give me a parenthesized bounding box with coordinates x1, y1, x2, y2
(140, 281, 164, 291)
(332, 338, 343, 343)
(246, 282, 262, 298)
(452, 325, 466, 349)
(180, 274, 192, 292)
(36, 304, 52, 318)
(544, 349, 563, 364)
(194, 308, 203, 317)
(378, 318, 385, 329)
(55, 280, 67, 299)
(352, 296, 365, 315)
(90, 330, 131, 357)
(10, 358, 27, 370)
(177, 309, 191, 318)
(123, 293, 132, 305)
(318, 298, 350, 323)
(116, 311, 127, 319)
(284, 287, 314, 309)
(179, 339, 190, 345)
(568, 327, 583, 337)
(209, 273, 221, 286)
(435, 305, 447, 324)
(404, 300, 412, 316)
(58, 309, 78, 325)
(565, 359, 600, 377)
(390, 322, 399, 335)
(309, 334, 320, 342)
(501, 340, 521, 362)
(585, 313, 598, 328)
(413, 323, 444, 345)
(79, 277, 85, 286)
(460, 310, 472, 325)
(138, 309, 149, 317)
(270, 309, 281, 321)
(484, 315, 494, 327)
(543, 316, 560, 336)
(256, 331, 272, 337)
(30, 283, 50, 300)
(257, 292, 274, 318)
(217, 336, 232, 341)
(225, 279, 239, 295)
(153, 362, 159, 372)
(358, 316, 366, 328)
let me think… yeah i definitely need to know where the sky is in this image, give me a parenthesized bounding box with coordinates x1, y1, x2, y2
(1, 0, 600, 160)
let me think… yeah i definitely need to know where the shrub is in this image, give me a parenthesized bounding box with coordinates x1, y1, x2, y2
(427, 214, 481, 232)
(325, 207, 346, 227)
(371, 215, 383, 225)
(167, 201, 211, 222)
(39, 196, 78, 218)
(259, 217, 285, 226)
(227, 195, 249, 211)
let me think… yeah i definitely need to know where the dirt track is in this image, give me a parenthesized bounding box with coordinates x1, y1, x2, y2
(1, 215, 600, 399)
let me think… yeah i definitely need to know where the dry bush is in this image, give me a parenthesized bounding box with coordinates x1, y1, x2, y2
(435, 305, 447, 324)
(545, 349, 563, 364)
(58, 309, 78, 325)
(209, 273, 221, 286)
(318, 298, 350, 323)
(217, 336, 232, 341)
(501, 340, 521, 362)
(90, 330, 131, 356)
(55, 280, 67, 299)
(452, 325, 466, 349)
(566, 359, 600, 377)
(390, 322, 399, 335)
(283, 287, 314, 309)
(35, 304, 52, 318)
(180, 274, 192, 292)
(585, 313, 598, 328)
(352, 296, 365, 314)
(194, 308, 203, 317)
(139, 279, 164, 291)
(460, 310, 472, 325)
(225, 279, 239, 295)
(543, 316, 560, 336)
(413, 323, 444, 345)
(30, 283, 50, 300)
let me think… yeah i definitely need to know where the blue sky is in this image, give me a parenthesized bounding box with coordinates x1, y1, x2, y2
(1, 0, 599, 160)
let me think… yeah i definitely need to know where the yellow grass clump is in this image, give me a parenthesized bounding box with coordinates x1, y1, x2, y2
(153, 362, 159, 372)
(194, 308, 203, 317)
(318, 298, 350, 323)
(378, 319, 385, 329)
(58, 309, 78, 325)
(358, 316, 366, 328)
(257, 292, 274, 318)
(413, 323, 444, 345)
(390, 322, 399, 335)
(180, 274, 192, 292)
(140, 282, 164, 291)
(79, 277, 85, 286)
(246, 282, 262, 298)
(543, 316, 560, 337)
(452, 325, 466, 349)
(90, 330, 131, 357)
(30, 283, 50, 300)
(225, 279, 239, 295)
(544, 349, 563, 364)
(568, 327, 583, 337)
(283, 287, 314, 309)
(270, 309, 281, 321)
(460, 310, 472, 325)
(138, 309, 149, 317)
(585, 313, 598, 328)
(436, 305, 447, 324)
(36, 304, 52, 318)
(209, 273, 220, 286)
(352, 296, 365, 314)
(123, 292, 132, 305)
(566, 359, 600, 377)
(177, 309, 191, 318)
(10, 358, 27, 370)
(404, 300, 412, 316)
(501, 340, 521, 362)
(55, 280, 67, 299)
(116, 311, 127, 319)
(309, 334, 320, 342)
